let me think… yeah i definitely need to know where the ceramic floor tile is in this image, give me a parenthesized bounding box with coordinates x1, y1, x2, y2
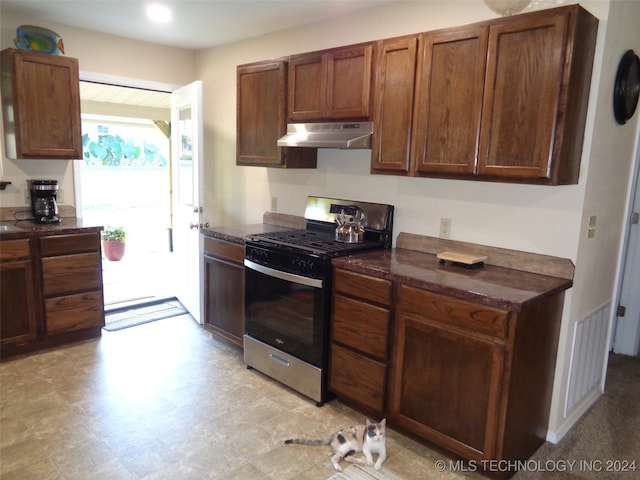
(0, 316, 461, 480)
(251, 442, 328, 479)
(0, 437, 53, 475)
(0, 458, 64, 480)
(210, 461, 272, 480)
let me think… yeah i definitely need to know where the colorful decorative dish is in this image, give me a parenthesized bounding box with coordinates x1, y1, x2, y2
(14, 25, 65, 55)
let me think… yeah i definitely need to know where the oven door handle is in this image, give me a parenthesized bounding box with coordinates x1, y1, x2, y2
(244, 259, 323, 289)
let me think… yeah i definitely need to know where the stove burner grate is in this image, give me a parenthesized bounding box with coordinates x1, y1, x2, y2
(247, 229, 382, 256)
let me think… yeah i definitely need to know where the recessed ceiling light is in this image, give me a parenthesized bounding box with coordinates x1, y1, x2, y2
(146, 3, 172, 23)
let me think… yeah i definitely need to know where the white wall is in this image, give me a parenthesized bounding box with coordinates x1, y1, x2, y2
(0, 12, 195, 209)
(547, 0, 640, 437)
(2, 0, 639, 442)
(195, 0, 639, 441)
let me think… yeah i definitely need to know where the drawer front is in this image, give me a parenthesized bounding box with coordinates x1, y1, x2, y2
(203, 237, 244, 263)
(329, 343, 386, 413)
(0, 239, 30, 261)
(42, 252, 102, 296)
(332, 294, 390, 360)
(399, 285, 508, 339)
(45, 291, 104, 335)
(40, 233, 100, 256)
(334, 268, 392, 306)
(244, 334, 322, 403)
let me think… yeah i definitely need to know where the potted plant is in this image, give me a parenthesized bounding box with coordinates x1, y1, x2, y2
(101, 226, 126, 261)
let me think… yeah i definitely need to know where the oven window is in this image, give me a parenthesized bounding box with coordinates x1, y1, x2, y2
(245, 267, 327, 367)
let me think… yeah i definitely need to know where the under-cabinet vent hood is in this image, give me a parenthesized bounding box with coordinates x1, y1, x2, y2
(277, 122, 373, 149)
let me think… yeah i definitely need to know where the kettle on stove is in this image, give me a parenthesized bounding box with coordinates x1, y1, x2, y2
(335, 207, 365, 243)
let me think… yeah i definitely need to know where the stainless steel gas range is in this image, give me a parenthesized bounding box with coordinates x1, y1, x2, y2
(243, 196, 394, 406)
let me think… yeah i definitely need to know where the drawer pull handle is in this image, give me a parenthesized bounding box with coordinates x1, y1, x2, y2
(268, 353, 290, 367)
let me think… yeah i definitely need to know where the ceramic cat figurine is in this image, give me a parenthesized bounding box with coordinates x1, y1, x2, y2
(285, 417, 387, 471)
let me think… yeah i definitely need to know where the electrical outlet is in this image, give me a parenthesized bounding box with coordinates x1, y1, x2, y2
(440, 218, 451, 238)
(57, 188, 64, 203)
(588, 215, 596, 238)
(271, 196, 278, 212)
(24, 189, 30, 205)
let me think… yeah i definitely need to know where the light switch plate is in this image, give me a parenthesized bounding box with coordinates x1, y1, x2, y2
(588, 215, 596, 238)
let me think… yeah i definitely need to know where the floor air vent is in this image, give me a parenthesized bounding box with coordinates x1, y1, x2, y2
(565, 303, 610, 416)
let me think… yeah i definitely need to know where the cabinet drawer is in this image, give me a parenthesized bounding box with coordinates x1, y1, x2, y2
(203, 237, 244, 263)
(0, 239, 30, 260)
(42, 252, 101, 296)
(40, 233, 100, 256)
(334, 268, 391, 306)
(45, 291, 104, 335)
(332, 294, 390, 360)
(330, 344, 386, 412)
(399, 285, 509, 339)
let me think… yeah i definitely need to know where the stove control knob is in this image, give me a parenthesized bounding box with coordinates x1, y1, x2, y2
(294, 258, 313, 271)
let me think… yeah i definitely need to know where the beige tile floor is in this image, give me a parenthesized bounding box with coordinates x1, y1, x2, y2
(0, 315, 478, 480)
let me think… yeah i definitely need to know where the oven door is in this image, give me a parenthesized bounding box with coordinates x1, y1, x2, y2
(244, 258, 329, 367)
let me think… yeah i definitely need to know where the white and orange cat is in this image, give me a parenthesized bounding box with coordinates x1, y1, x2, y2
(285, 417, 387, 472)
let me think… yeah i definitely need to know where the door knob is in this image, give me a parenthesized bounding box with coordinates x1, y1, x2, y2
(189, 222, 199, 229)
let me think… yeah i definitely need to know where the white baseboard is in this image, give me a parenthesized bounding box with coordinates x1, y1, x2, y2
(546, 386, 602, 443)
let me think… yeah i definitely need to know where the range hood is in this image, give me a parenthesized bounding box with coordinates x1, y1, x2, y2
(277, 122, 373, 149)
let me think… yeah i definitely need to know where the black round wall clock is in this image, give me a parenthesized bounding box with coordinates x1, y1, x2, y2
(613, 49, 640, 125)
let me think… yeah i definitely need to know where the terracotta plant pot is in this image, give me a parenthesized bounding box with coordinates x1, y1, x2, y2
(102, 240, 125, 261)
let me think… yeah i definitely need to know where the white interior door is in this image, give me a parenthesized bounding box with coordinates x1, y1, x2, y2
(171, 81, 203, 323)
(613, 138, 640, 355)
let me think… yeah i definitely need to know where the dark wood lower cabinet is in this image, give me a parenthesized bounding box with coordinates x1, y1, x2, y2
(329, 268, 392, 415)
(203, 237, 245, 347)
(330, 268, 566, 474)
(1, 230, 105, 359)
(40, 233, 104, 338)
(0, 239, 38, 347)
(390, 312, 504, 459)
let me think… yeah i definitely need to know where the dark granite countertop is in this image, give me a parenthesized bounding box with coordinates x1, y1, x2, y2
(201, 212, 306, 245)
(333, 248, 573, 312)
(201, 223, 298, 245)
(0, 218, 103, 240)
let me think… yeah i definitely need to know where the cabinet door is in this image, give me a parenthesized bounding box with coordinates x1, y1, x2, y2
(288, 45, 372, 121)
(41, 252, 102, 297)
(1, 49, 81, 159)
(389, 313, 505, 460)
(371, 36, 418, 174)
(332, 294, 390, 360)
(330, 343, 386, 413)
(204, 254, 244, 346)
(237, 60, 317, 168)
(478, 11, 568, 180)
(45, 291, 104, 335)
(411, 26, 488, 176)
(288, 52, 326, 121)
(325, 44, 372, 119)
(0, 260, 38, 346)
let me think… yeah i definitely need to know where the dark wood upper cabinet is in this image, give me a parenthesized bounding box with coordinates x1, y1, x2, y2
(478, 6, 597, 184)
(411, 25, 488, 176)
(288, 44, 373, 121)
(1, 48, 82, 160)
(238, 5, 597, 181)
(371, 5, 597, 185)
(236, 60, 317, 168)
(371, 35, 418, 175)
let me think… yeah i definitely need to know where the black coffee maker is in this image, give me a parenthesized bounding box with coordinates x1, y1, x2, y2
(29, 180, 61, 224)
